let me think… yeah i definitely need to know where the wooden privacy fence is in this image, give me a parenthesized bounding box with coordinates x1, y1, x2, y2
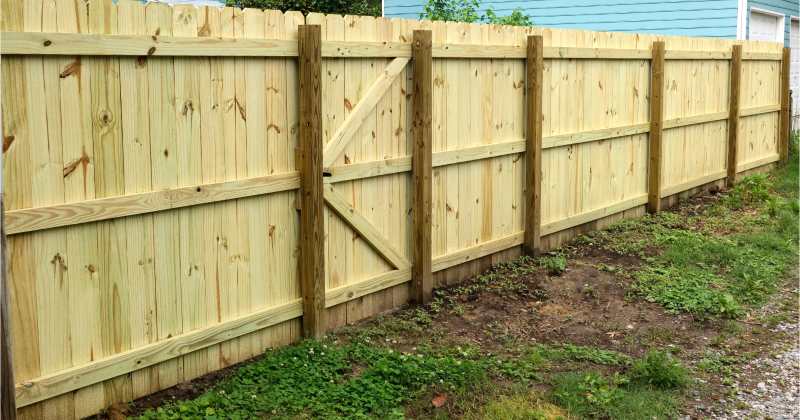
(0, 0, 791, 417)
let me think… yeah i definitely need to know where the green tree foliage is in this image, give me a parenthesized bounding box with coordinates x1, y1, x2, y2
(225, 0, 380, 16)
(421, 0, 533, 26)
(484, 8, 532, 26)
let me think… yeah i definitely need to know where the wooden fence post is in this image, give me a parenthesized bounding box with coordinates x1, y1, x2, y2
(525, 35, 543, 256)
(411, 29, 432, 304)
(727, 44, 742, 188)
(779, 47, 791, 163)
(298, 24, 325, 338)
(647, 40, 665, 213)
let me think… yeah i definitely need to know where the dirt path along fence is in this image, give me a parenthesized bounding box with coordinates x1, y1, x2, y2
(0, 0, 792, 417)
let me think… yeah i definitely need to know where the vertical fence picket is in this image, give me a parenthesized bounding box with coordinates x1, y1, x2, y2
(0, 196, 14, 420)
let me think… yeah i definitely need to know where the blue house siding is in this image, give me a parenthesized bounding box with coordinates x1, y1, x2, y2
(747, 0, 799, 46)
(384, 0, 740, 38)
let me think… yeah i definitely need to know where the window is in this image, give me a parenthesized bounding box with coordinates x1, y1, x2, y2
(749, 8, 785, 43)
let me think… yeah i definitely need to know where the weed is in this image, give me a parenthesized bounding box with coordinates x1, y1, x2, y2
(722, 174, 771, 209)
(629, 350, 689, 389)
(539, 254, 567, 276)
(534, 344, 632, 367)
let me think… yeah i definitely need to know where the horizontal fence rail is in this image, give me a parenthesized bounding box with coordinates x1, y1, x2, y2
(0, 1, 791, 418)
(1, 31, 785, 61)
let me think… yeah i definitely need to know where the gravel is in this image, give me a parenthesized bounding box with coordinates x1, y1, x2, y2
(709, 322, 800, 420)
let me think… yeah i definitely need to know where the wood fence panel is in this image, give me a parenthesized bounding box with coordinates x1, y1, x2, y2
(661, 37, 729, 195)
(739, 41, 782, 167)
(0, 1, 786, 416)
(539, 28, 650, 235)
(3, 0, 301, 415)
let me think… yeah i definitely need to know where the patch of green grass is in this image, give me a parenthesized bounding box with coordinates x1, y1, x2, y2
(633, 265, 742, 318)
(629, 350, 689, 389)
(135, 341, 495, 419)
(628, 172, 797, 318)
(135, 339, 579, 419)
(467, 391, 569, 420)
(696, 350, 741, 386)
(585, 138, 798, 319)
(550, 371, 679, 420)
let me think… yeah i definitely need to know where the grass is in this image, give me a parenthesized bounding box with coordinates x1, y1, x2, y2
(136, 341, 495, 419)
(550, 371, 680, 420)
(464, 391, 568, 420)
(589, 137, 800, 320)
(135, 136, 798, 419)
(629, 350, 689, 389)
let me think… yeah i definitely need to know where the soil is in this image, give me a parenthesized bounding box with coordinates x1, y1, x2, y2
(110, 190, 798, 419)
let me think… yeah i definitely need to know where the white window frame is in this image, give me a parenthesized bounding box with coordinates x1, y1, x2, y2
(749, 6, 786, 44)
(736, 0, 748, 40)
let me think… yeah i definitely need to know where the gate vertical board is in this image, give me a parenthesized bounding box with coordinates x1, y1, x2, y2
(298, 25, 326, 338)
(524, 35, 543, 256)
(727, 44, 742, 187)
(411, 29, 433, 304)
(1, 196, 15, 419)
(648, 41, 665, 213)
(780, 47, 791, 163)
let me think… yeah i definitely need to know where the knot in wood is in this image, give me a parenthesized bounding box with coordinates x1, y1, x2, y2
(97, 110, 114, 127)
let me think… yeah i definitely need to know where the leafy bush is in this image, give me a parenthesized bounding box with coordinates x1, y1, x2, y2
(629, 350, 689, 389)
(421, 0, 481, 23)
(225, 0, 380, 16)
(421, 0, 533, 26)
(484, 8, 532, 26)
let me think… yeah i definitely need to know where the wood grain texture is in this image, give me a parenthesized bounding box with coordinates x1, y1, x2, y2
(5, 173, 300, 235)
(298, 24, 326, 339)
(648, 41, 665, 213)
(321, 57, 409, 168)
(1, 196, 15, 420)
(14, 300, 302, 408)
(0, 30, 298, 56)
(779, 47, 790, 163)
(727, 45, 742, 187)
(524, 35, 543, 255)
(411, 29, 432, 304)
(323, 186, 410, 270)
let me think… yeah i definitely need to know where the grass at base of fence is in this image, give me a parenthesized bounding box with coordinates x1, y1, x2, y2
(132, 136, 798, 419)
(580, 135, 799, 320)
